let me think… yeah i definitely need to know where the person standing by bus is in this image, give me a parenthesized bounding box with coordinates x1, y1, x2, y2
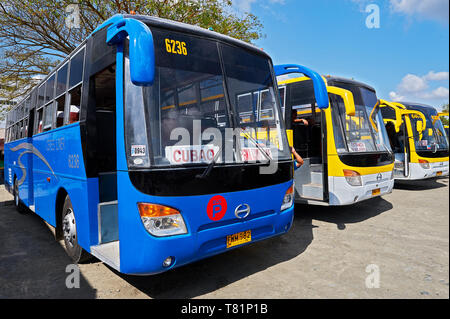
(291, 146, 304, 170)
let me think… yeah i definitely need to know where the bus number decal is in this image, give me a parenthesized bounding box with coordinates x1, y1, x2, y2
(68, 154, 80, 169)
(165, 39, 187, 56)
(131, 145, 146, 157)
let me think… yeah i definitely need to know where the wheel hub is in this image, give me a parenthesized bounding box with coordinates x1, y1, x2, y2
(63, 209, 77, 248)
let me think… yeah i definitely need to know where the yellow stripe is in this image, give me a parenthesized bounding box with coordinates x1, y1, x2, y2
(202, 94, 224, 102)
(162, 105, 175, 110)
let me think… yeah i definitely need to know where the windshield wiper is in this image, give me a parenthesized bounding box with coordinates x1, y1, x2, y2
(196, 143, 224, 179)
(196, 128, 274, 180)
(239, 127, 273, 163)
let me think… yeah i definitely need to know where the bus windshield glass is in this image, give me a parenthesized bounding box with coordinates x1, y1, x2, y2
(124, 27, 290, 168)
(331, 83, 392, 154)
(408, 106, 449, 151)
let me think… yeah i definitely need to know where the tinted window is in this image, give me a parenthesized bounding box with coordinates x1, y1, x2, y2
(56, 63, 68, 96)
(69, 49, 85, 88)
(38, 83, 46, 107)
(47, 74, 56, 101)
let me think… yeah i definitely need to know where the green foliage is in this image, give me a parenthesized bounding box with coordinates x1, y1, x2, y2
(0, 0, 264, 120)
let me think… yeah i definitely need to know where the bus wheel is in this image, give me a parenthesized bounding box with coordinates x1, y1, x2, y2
(13, 178, 26, 214)
(62, 195, 91, 263)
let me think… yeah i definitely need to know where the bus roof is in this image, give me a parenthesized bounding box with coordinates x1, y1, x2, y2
(400, 102, 438, 115)
(7, 14, 270, 116)
(92, 14, 269, 59)
(325, 76, 376, 93)
(277, 74, 376, 93)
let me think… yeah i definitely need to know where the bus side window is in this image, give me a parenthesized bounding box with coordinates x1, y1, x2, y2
(43, 102, 54, 132)
(36, 108, 44, 134)
(279, 86, 286, 119)
(56, 63, 68, 128)
(68, 85, 81, 124)
(23, 118, 28, 138)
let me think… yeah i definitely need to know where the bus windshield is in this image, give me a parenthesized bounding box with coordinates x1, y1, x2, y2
(408, 108, 449, 151)
(332, 83, 392, 154)
(124, 27, 290, 168)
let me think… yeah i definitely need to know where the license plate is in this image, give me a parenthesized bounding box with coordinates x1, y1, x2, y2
(437, 171, 443, 176)
(372, 188, 381, 196)
(227, 230, 251, 248)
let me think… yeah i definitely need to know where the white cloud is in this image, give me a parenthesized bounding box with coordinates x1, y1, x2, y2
(234, 0, 286, 13)
(423, 71, 450, 81)
(389, 0, 449, 24)
(234, 0, 258, 12)
(390, 71, 449, 102)
(397, 74, 429, 93)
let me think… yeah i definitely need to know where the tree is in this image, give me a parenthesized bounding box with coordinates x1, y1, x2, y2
(0, 0, 264, 120)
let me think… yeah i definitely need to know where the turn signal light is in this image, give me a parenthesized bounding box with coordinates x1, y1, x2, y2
(138, 203, 187, 237)
(418, 159, 430, 169)
(281, 185, 294, 211)
(343, 169, 362, 186)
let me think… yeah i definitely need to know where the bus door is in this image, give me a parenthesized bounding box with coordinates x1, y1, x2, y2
(379, 101, 410, 177)
(93, 64, 118, 245)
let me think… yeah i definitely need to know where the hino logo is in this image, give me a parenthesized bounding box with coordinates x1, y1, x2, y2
(235, 204, 251, 219)
(376, 173, 383, 182)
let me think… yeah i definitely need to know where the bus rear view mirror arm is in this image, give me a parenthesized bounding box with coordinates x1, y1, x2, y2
(327, 86, 356, 117)
(107, 18, 155, 86)
(400, 110, 427, 134)
(378, 100, 404, 133)
(274, 64, 329, 109)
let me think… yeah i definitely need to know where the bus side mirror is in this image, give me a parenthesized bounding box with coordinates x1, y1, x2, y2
(107, 18, 155, 86)
(274, 64, 329, 109)
(327, 86, 356, 117)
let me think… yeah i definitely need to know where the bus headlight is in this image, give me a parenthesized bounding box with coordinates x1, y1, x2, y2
(138, 203, 187, 237)
(343, 169, 362, 187)
(419, 159, 430, 169)
(281, 185, 294, 211)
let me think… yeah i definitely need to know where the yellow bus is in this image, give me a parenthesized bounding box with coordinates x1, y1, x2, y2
(379, 101, 449, 180)
(275, 65, 395, 206)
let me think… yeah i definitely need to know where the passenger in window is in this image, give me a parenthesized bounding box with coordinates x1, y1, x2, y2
(292, 109, 309, 126)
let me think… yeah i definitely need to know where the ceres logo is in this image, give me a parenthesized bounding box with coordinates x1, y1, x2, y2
(207, 195, 227, 221)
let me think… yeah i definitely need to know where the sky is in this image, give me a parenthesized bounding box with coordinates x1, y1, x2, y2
(234, 0, 449, 110)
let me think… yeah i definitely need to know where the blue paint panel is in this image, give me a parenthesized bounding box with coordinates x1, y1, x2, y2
(4, 124, 99, 251)
(117, 170, 294, 275)
(113, 36, 294, 275)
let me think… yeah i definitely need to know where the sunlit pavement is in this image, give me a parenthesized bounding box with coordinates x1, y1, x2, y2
(0, 178, 448, 299)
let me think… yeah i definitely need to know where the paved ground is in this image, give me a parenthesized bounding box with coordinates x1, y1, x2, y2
(0, 178, 448, 299)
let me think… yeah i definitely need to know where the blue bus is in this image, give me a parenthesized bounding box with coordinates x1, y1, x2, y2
(3, 15, 295, 275)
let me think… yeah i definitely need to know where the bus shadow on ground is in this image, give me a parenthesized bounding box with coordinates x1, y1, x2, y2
(298, 196, 394, 230)
(115, 211, 315, 299)
(0, 205, 96, 299)
(394, 177, 449, 191)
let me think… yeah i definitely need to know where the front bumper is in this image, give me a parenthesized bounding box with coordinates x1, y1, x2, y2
(395, 161, 449, 180)
(328, 171, 394, 206)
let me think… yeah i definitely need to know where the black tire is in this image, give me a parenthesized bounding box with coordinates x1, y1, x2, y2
(13, 178, 27, 214)
(62, 195, 92, 263)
